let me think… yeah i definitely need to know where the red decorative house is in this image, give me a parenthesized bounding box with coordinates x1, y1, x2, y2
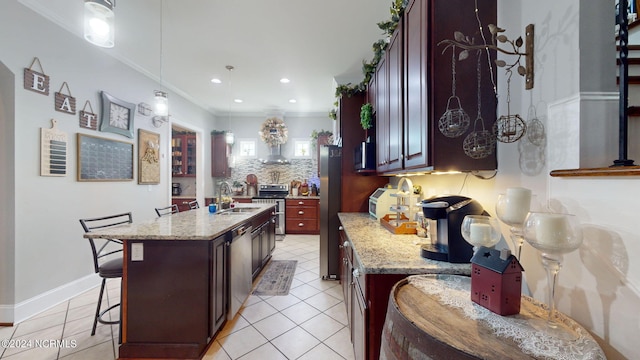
(470, 247, 524, 316)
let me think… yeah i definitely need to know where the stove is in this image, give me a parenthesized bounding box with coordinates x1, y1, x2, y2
(252, 184, 288, 238)
(255, 184, 289, 198)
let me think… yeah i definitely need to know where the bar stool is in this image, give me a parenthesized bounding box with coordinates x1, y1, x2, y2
(155, 204, 179, 217)
(188, 200, 199, 209)
(79, 212, 132, 336)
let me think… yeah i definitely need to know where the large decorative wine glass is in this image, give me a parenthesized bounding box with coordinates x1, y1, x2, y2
(523, 212, 583, 340)
(460, 215, 502, 255)
(495, 187, 532, 260)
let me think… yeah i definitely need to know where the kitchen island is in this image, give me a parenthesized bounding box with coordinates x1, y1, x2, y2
(83, 203, 276, 360)
(337, 212, 471, 360)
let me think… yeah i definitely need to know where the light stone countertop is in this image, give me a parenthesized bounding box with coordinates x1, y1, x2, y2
(83, 203, 275, 241)
(337, 212, 471, 275)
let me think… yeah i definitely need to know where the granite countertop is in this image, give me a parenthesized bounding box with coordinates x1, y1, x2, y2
(287, 195, 320, 200)
(83, 203, 275, 241)
(337, 212, 471, 276)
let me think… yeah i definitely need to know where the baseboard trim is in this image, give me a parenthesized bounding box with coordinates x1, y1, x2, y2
(8, 274, 101, 324)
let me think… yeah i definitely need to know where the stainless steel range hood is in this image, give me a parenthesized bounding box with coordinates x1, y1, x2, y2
(260, 145, 290, 164)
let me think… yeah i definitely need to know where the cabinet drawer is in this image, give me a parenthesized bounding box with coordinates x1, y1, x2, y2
(286, 198, 318, 207)
(285, 205, 317, 219)
(285, 218, 318, 234)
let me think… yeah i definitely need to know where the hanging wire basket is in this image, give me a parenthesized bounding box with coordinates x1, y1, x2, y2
(439, 96, 470, 138)
(463, 117, 496, 159)
(493, 114, 526, 143)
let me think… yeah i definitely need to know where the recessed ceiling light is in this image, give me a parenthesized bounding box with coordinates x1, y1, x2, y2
(280, 78, 290, 84)
(289, 99, 297, 103)
(234, 99, 243, 103)
(211, 78, 222, 84)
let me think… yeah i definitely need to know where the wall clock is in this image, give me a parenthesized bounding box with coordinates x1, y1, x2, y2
(100, 91, 135, 138)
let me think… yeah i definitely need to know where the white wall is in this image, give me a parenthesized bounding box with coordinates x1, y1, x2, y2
(407, 1, 637, 358)
(0, 0, 218, 323)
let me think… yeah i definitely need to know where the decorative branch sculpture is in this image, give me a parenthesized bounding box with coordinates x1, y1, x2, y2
(438, 24, 535, 90)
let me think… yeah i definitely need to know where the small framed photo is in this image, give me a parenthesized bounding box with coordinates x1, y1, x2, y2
(100, 91, 135, 138)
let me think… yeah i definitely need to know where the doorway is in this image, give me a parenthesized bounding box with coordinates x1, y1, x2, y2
(170, 121, 205, 210)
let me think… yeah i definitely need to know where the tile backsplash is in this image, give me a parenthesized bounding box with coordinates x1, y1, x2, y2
(215, 157, 320, 193)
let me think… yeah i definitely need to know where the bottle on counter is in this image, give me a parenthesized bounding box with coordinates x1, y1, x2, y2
(300, 179, 309, 196)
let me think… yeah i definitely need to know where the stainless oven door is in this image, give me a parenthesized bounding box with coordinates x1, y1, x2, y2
(251, 198, 285, 237)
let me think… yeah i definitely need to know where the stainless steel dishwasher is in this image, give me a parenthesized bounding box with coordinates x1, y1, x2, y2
(228, 223, 252, 319)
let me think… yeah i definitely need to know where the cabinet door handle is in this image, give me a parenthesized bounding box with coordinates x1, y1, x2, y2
(298, 201, 304, 205)
(338, 226, 344, 231)
(298, 223, 304, 227)
(298, 210, 304, 215)
(343, 241, 349, 248)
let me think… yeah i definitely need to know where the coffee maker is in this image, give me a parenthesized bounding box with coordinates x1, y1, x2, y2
(420, 195, 487, 263)
(172, 183, 182, 196)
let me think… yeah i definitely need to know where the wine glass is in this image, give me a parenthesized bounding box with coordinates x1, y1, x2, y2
(495, 188, 533, 260)
(460, 215, 502, 254)
(523, 212, 583, 340)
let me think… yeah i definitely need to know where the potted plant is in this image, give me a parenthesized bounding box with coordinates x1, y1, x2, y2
(360, 103, 374, 141)
(232, 180, 244, 195)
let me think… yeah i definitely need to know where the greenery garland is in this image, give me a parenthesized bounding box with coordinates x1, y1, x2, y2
(259, 117, 288, 146)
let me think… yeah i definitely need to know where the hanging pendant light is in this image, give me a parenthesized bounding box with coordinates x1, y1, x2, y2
(84, 0, 115, 48)
(154, 90, 168, 116)
(153, 0, 169, 120)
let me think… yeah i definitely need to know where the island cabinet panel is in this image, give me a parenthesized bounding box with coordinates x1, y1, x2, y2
(211, 235, 228, 336)
(121, 240, 211, 359)
(285, 198, 319, 234)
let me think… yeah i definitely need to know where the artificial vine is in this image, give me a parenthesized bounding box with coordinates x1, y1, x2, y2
(329, 0, 408, 120)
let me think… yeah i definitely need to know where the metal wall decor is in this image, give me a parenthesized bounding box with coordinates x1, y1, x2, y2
(79, 100, 98, 130)
(438, 0, 535, 146)
(55, 82, 76, 115)
(23, 57, 49, 95)
(40, 119, 67, 176)
(439, 46, 470, 138)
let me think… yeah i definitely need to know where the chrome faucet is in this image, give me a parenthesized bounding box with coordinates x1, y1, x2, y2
(218, 181, 232, 205)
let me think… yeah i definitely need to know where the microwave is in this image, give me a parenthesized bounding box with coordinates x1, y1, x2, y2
(354, 141, 376, 171)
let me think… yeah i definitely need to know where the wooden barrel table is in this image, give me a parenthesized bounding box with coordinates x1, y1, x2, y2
(380, 275, 605, 360)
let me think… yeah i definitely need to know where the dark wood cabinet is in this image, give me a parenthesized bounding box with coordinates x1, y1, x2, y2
(375, 0, 497, 174)
(285, 198, 319, 234)
(250, 211, 276, 280)
(386, 17, 404, 173)
(172, 134, 196, 177)
(211, 133, 230, 177)
(210, 235, 228, 337)
(172, 198, 195, 212)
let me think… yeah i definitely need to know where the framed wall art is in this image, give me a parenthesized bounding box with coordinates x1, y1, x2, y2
(100, 91, 135, 138)
(138, 129, 160, 184)
(77, 133, 134, 181)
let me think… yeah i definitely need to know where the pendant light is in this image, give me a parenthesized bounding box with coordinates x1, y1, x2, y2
(154, 0, 169, 118)
(83, 0, 115, 48)
(225, 65, 235, 144)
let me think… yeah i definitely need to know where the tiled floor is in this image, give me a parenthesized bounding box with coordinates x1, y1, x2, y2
(0, 235, 354, 360)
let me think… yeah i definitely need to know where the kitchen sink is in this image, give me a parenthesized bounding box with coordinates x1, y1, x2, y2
(217, 207, 261, 215)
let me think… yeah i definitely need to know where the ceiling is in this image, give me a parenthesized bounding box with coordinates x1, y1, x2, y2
(20, 0, 391, 116)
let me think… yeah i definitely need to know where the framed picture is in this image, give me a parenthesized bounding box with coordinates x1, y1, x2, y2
(100, 91, 135, 138)
(138, 129, 160, 184)
(77, 133, 134, 181)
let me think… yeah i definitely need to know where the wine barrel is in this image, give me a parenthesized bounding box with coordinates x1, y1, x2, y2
(380, 275, 605, 360)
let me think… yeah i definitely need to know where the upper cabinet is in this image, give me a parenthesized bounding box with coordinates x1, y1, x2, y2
(211, 133, 230, 178)
(172, 134, 196, 177)
(374, 0, 497, 174)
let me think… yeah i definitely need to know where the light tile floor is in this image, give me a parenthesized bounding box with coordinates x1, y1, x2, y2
(0, 235, 354, 360)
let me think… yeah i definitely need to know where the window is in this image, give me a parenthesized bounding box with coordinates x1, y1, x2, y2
(237, 139, 256, 158)
(293, 139, 311, 158)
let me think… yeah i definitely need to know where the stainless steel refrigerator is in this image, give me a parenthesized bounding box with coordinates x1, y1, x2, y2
(319, 145, 341, 280)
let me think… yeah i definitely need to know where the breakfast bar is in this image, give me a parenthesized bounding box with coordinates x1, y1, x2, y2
(83, 204, 276, 359)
